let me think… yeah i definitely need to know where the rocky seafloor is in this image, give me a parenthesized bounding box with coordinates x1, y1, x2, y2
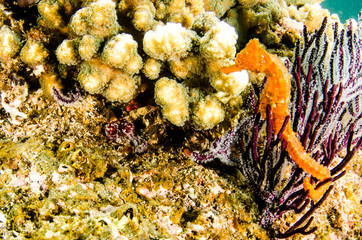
(0, 0, 362, 239)
(1, 86, 360, 239)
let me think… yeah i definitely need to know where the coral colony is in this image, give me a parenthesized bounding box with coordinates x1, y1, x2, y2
(1, 0, 251, 130)
(188, 11, 362, 237)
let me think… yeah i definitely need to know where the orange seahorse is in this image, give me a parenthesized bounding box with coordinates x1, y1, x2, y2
(222, 39, 331, 201)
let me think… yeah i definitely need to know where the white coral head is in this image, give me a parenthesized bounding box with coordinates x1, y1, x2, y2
(200, 21, 237, 60)
(211, 70, 249, 96)
(193, 95, 225, 130)
(101, 33, 143, 74)
(143, 23, 194, 61)
(154, 77, 190, 126)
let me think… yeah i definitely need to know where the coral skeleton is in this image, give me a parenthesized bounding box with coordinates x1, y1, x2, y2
(189, 11, 362, 237)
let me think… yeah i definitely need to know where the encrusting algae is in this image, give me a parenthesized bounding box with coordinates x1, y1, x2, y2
(0, 0, 362, 239)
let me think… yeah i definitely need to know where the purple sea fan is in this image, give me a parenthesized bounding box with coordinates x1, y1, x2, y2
(188, 11, 362, 238)
(290, 12, 362, 152)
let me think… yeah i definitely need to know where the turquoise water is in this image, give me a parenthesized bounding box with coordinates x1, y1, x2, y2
(321, 0, 362, 22)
